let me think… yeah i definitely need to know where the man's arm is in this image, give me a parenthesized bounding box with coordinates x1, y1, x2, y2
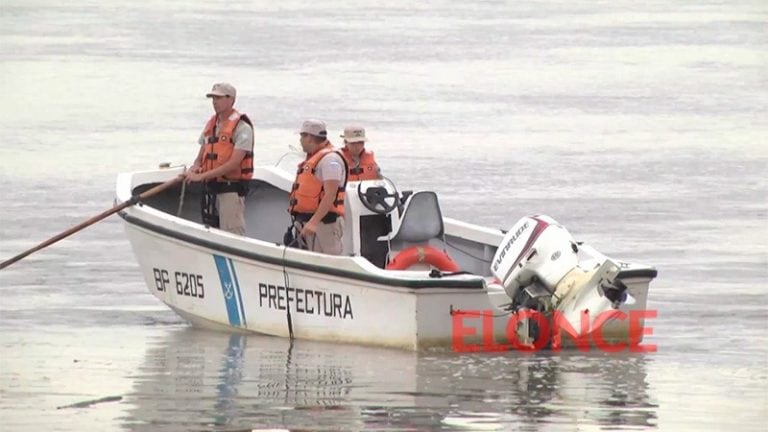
(197, 149, 247, 181)
(300, 154, 344, 237)
(308, 179, 340, 227)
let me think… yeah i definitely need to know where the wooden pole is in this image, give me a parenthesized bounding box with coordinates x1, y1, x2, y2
(0, 176, 183, 271)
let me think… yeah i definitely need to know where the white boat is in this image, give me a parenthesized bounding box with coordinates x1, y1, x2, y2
(116, 163, 657, 351)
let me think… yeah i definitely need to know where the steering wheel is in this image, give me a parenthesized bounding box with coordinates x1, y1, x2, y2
(356, 177, 399, 214)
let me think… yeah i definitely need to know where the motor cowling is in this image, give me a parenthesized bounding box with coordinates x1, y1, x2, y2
(491, 215, 579, 301)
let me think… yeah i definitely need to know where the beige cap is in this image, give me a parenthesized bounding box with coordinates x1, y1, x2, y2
(299, 119, 327, 137)
(340, 125, 367, 143)
(206, 82, 236, 98)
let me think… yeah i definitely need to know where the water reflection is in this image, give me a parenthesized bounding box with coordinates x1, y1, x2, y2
(122, 328, 657, 431)
(213, 334, 245, 428)
(422, 352, 657, 431)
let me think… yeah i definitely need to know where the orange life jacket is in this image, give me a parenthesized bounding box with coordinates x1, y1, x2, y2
(340, 147, 379, 181)
(288, 142, 347, 218)
(202, 110, 253, 182)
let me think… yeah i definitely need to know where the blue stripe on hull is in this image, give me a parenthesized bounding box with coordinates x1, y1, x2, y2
(228, 258, 247, 326)
(213, 254, 242, 326)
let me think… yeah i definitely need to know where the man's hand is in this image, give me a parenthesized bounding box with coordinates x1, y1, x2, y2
(300, 220, 319, 238)
(184, 171, 206, 184)
(190, 164, 203, 174)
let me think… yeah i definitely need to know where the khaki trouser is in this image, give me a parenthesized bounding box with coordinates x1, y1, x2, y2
(296, 218, 344, 255)
(217, 192, 246, 236)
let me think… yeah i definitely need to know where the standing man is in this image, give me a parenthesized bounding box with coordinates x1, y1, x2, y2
(339, 125, 382, 181)
(288, 119, 348, 255)
(185, 82, 254, 235)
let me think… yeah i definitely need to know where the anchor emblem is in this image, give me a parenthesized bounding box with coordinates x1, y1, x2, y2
(223, 282, 234, 300)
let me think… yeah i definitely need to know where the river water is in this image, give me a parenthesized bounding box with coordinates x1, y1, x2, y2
(1, 0, 766, 431)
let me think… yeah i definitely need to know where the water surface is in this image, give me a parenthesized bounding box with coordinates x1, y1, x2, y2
(1, 0, 766, 431)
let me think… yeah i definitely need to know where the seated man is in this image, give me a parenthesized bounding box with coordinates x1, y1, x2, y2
(339, 125, 382, 181)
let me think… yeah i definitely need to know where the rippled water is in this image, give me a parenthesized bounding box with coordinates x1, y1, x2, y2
(1, 0, 766, 431)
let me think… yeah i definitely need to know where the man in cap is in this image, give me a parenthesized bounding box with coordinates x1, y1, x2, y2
(287, 119, 348, 255)
(185, 82, 254, 235)
(339, 125, 382, 181)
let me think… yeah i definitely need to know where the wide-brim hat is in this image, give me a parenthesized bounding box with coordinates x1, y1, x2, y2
(340, 125, 366, 143)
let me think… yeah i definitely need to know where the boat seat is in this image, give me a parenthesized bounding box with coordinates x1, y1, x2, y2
(378, 191, 446, 252)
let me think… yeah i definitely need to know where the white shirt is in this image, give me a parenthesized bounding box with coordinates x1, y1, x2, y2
(315, 151, 346, 184)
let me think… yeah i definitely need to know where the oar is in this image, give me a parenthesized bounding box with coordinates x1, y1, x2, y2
(0, 176, 183, 271)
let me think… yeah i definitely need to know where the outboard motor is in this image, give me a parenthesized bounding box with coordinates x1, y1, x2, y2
(491, 215, 579, 304)
(491, 215, 632, 346)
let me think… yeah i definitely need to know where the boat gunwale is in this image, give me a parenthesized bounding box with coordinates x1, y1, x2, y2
(119, 210, 487, 290)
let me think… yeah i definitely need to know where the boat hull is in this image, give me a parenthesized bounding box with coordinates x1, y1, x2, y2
(123, 218, 506, 350)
